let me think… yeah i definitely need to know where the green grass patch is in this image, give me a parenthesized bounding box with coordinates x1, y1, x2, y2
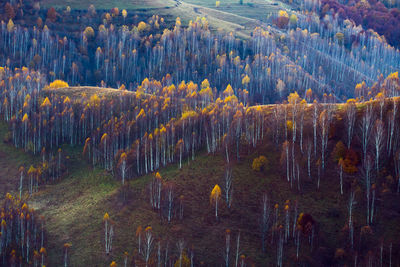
(0, 121, 40, 197)
(40, 0, 173, 10)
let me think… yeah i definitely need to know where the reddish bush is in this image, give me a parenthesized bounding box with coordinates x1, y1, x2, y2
(47, 7, 57, 22)
(322, 0, 400, 47)
(297, 213, 315, 235)
(4, 3, 15, 20)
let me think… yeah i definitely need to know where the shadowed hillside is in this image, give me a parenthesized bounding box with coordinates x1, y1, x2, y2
(1, 82, 400, 265)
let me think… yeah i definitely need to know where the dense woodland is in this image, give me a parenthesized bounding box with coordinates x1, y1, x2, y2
(319, 0, 400, 46)
(0, 0, 400, 266)
(0, 0, 399, 104)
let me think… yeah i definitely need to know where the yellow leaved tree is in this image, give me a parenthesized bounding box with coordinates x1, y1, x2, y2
(210, 184, 221, 220)
(47, 80, 69, 89)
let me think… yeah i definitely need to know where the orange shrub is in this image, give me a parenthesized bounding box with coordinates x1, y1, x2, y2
(343, 149, 359, 174)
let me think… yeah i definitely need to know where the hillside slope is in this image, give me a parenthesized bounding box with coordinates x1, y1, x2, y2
(1, 88, 400, 266)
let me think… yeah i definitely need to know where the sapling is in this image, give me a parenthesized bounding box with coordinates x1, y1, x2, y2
(260, 194, 270, 253)
(103, 213, 113, 254)
(284, 204, 290, 243)
(19, 166, 24, 199)
(210, 184, 222, 220)
(176, 239, 185, 267)
(339, 158, 344, 195)
(348, 191, 356, 249)
(224, 166, 233, 209)
(64, 243, 71, 267)
(235, 232, 240, 267)
(136, 226, 142, 254)
(224, 229, 230, 267)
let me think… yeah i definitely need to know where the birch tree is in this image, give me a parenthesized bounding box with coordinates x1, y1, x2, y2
(362, 156, 373, 225)
(312, 100, 319, 157)
(104, 213, 113, 255)
(387, 98, 397, 156)
(142, 226, 154, 267)
(136, 226, 142, 254)
(224, 229, 231, 267)
(338, 158, 344, 195)
(319, 110, 330, 171)
(344, 99, 356, 149)
(150, 172, 163, 210)
(288, 92, 301, 143)
(63, 243, 71, 267)
(235, 232, 240, 267)
(19, 166, 24, 199)
(165, 182, 174, 223)
(373, 120, 385, 174)
(359, 103, 374, 164)
(118, 152, 128, 185)
(260, 193, 270, 253)
(176, 139, 184, 169)
(395, 151, 400, 193)
(210, 184, 222, 221)
(176, 239, 186, 267)
(224, 166, 233, 209)
(348, 191, 356, 249)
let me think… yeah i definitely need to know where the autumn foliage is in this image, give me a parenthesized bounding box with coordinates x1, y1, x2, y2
(0, 4, 400, 266)
(342, 149, 359, 174)
(322, 0, 400, 47)
(252, 155, 268, 171)
(47, 79, 69, 89)
(0, 193, 47, 266)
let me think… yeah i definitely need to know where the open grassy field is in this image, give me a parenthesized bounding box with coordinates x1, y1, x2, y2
(156, 0, 293, 38)
(29, 148, 120, 266)
(184, 0, 293, 19)
(41, 86, 137, 100)
(40, 0, 175, 10)
(38, 0, 291, 39)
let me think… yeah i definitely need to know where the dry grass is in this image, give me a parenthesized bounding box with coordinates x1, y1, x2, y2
(41, 86, 137, 101)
